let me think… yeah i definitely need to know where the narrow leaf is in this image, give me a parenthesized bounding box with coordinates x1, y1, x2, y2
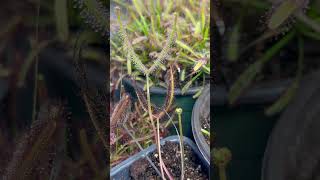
(55, 0, 69, 41)
(229, 31, 295, 104)
(268, 0, 298, 30)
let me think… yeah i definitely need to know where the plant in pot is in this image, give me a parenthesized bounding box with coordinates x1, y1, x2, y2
(213, 0, 320, 179)
(74, 38, 209, 179)
(110, 96, 210, 179)
(110, 0, 210, 137)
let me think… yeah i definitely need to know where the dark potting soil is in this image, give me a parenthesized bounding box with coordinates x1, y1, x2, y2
(201, 116, 210, 145)
(129, 141, 209, 180)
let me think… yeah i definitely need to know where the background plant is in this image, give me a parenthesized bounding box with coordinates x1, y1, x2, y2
(215, 0, 320, 115)
(111, 0, 210, 94)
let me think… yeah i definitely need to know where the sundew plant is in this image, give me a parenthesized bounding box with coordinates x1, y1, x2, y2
(111, 0, 210, 94)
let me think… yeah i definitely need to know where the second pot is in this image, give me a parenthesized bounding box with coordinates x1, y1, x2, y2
(192, 85, 210, 164)
(110, 135, 210, 179)
(122, 78, 202, 138)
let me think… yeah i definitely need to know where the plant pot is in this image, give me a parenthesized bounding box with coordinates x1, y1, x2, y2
(261, 70, 320, 180)
(211, 80, 292, 180)
(192, 85, 210, 164)
(122, 78, 202, 138)
(110, 135, 210, 179)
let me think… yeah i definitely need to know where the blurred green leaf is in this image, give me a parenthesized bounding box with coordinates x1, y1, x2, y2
(18, 40, 54, 87)
(181, 72, 202, 94)
(55, 0, 69, 41)
(265, 37, 304, 115)
(228, 31, 295, 104)
(268, 0, 298, 30)
(193, 87, 203, 99)
(176, 40, 200, 58)
(227, 24, 240, 61)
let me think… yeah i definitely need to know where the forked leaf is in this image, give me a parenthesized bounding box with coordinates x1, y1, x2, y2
(149, 14, 178, 73)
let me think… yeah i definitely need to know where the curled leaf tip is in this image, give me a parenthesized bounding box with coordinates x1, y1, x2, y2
(175, 108, 183, 114)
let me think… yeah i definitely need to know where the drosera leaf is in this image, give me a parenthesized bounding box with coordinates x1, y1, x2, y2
(265, 36, 304, 115)
(201, 0, 206, 33)
(176, 40, 200, 58)
(183, 8, 196, 26)
(228, 31, 295, 104)
(148, 13, 178, 73)
(265, 80, 299, 115)
(193, 86, 204, 99)
(115, 7, 148, 75)
(55, 0, 69, 42)
(268, 0, 298, 30)
(181, 72, 202, 95)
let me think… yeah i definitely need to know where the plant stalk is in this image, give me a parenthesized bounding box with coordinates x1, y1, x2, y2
(176, 108, 184, 180)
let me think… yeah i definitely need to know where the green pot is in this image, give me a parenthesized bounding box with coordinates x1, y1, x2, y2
(213, 105, 278, 180)
(122, 78, 201, 138)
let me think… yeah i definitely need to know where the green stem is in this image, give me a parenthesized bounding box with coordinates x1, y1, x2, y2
(219, 166, 227, 180)
(146, 74, 165, 179)
(176, 108, 184, 180)
(32, 0, 41, 123)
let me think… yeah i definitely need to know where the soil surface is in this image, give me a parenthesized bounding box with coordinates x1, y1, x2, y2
(129, 141, 209, 180)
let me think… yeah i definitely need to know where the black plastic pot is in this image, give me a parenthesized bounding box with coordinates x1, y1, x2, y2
(122, 78, 201, 138)
(192, 85, 210, 164)
(110, 135, 210, 179)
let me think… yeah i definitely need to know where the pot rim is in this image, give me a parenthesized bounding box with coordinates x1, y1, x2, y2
(122, 77, 202, 96)
(192, 85, 210, 164)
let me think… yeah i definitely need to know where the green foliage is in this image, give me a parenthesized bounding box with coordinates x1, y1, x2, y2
(111, 0, 210, 90)
(228, 31, 295, 104)
(265, 37, 304, 115)
(55, 0, 69, 41)
(268, 0, 299, 30)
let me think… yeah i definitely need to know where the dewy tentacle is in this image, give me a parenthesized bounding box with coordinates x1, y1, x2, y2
(149, 13, 177, 73)
(115, 7, 148, 75)
(110, 93, 131, 127)
(115, 7, 177, 75)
